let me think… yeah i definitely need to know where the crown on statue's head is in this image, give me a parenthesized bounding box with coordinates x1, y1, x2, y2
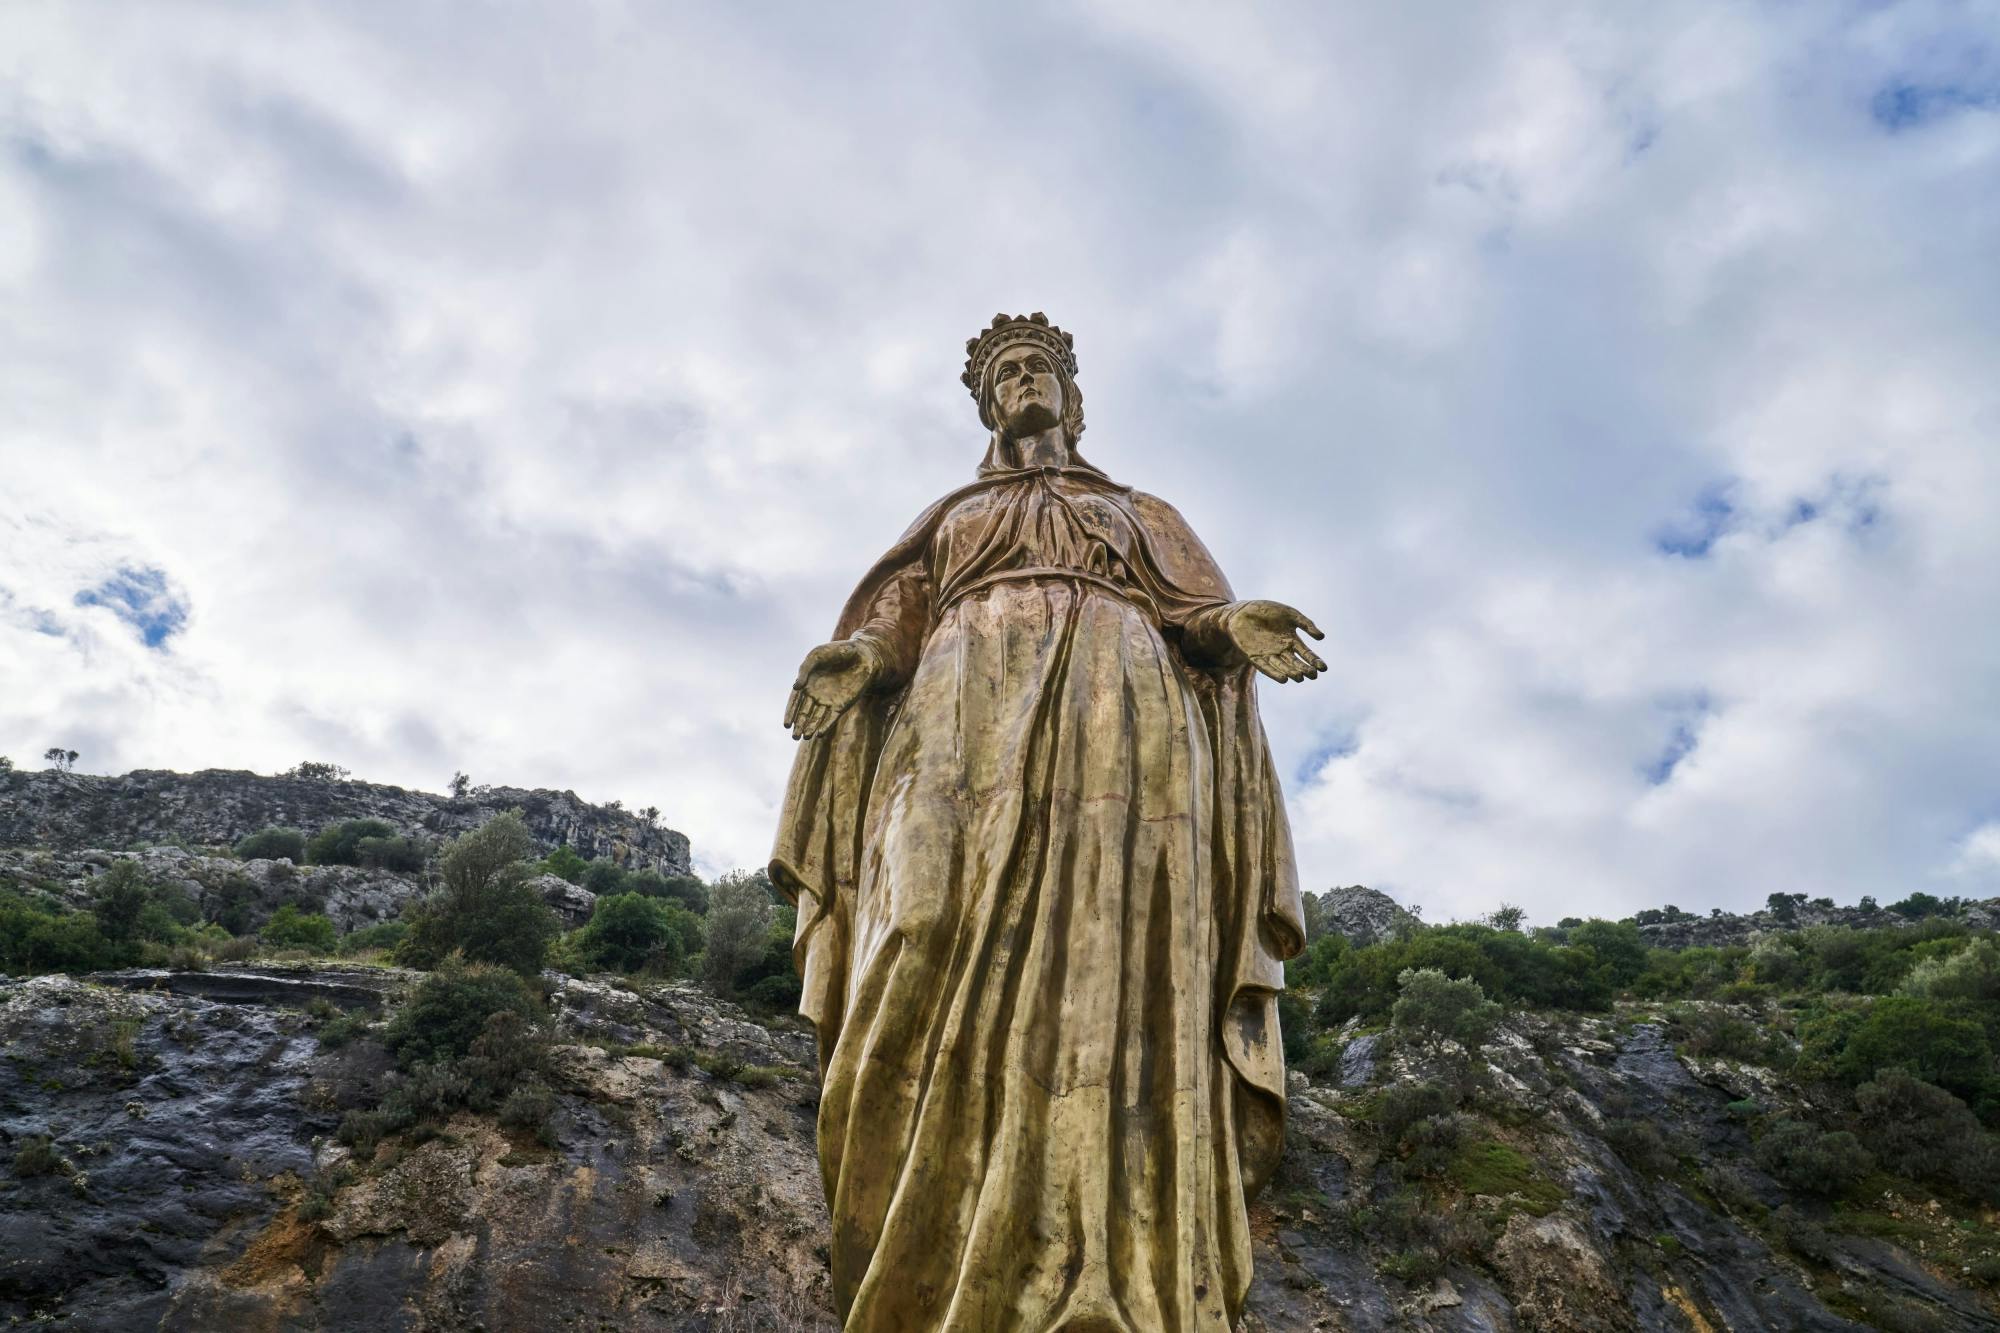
(961, 312, 1078, 401)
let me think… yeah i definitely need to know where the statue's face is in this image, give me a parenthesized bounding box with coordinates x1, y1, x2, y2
(988, 342, 1064, 436)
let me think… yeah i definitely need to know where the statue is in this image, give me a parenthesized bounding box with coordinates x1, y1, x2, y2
(770, 314, 1322, 1330)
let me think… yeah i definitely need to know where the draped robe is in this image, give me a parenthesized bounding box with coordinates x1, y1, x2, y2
(770, 458, 1305, 1331)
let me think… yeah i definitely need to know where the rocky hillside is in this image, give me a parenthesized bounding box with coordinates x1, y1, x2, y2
(0, 769, 690, 877)
(5, 962, 1999, 1330)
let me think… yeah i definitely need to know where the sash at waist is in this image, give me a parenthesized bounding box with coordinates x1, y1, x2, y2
(938, 567, 1157, 620)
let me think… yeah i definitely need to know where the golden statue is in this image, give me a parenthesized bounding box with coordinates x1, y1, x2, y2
(770, 314, 1320, 1331)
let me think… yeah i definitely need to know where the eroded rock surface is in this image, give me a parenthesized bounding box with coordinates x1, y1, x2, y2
(0, 768, 690, 876)
(5, 973, 2000, 1331)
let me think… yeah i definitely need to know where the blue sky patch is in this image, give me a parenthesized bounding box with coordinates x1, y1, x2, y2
(1654, 483, 1736, 558)
(73, 565, 189, 648)
(1644, 695, 1712, 785)
(1295, 729, 1360, 785)
(1872, 81, 1999, 132)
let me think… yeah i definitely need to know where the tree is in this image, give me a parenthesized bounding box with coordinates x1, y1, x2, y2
(449, 771, 471, 799)
(1835, 995, 1993, 1103)
(540, 845, 589, 885)
(397, 812, 558, 976)
(0, 756, 13, 773)
(306, 818, 398, 867)
(261, 904, 337, 953)
(234, 827, 308, 862)
(43, 748, 78, 772)
(1391, 967, 1501, 1053)
(640, 804, 661, 828)
(577, 894, 682, 974)
(703, 870, 775, 996)
(90, 860, 151, 945)
(1486, 903, 1526, 933)
(284, 760, 350, 782)
(1569, 919, 1648, 987)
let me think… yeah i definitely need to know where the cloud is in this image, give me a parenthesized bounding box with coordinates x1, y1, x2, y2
(2, 1, 1997, 922)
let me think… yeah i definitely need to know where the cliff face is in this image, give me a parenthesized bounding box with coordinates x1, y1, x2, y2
(0, 769, 691, 876)
(5, 967, 1997, 1332)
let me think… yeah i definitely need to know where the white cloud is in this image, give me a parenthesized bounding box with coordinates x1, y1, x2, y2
(2, 1, 1997, 918)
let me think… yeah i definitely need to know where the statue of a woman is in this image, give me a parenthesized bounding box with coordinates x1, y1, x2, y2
(770, 314, 1321, 1331)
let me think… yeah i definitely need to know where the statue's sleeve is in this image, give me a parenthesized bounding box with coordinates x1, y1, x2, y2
(772, 506, 944, 1077)
(1127, 487, 1306, 1198)
(845, 560, 931, 689)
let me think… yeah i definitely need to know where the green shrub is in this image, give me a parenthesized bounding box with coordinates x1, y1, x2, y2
(355, 835, 427, 873)
(234, 827, 307, 862)
(11, 1135, 62, 1178)
(1668, 1004, 1784, 1065)
(1391, 967, 1500, 1053)
(702, 871, 776, 998)
(1852, 1069, 2000, 1203)
(396, 813, 559, 977)
(1833, 995, 1992, 1103)
(306, 819, 397, 867)
(88, 861, 151, 947)
(578, 893, 681, 974)
(741, 972, 802, 1014)
(581, 860, 628, 896)
(499, 1079, 557, 1145)
(261, 904, 337, 953)
(384, 961, 543, 1068)
(1752, 1117, 1873, 1198)
(1377, 1082, 1457, 1144)
(624, 870, 709, 913)
(338, 921, 409, 955)
(1901, 940, 2000, 1006)
(539, 845, 589, 885)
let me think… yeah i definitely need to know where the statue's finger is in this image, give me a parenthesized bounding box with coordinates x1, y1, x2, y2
(1298, 614, 1325, 640)
(782, 687, 802, 729)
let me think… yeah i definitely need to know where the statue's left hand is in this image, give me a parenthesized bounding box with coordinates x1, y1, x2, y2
(1226, 600, 1327, 683)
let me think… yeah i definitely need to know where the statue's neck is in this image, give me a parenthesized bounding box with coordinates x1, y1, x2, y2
(999, 427, 1071, 469)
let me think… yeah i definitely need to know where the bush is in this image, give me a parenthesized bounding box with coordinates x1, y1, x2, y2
(578, 894, 682, 975)
(741, 972, 802, 1014)
(1377, 1082, 1457, 1144)
(261, 904, 337, 953)
(338, 921, 409, 956)
(11, 1135, 62, 1178)
(625, 871, 709, 913)
(384, 961, 543, 1068)
(581, 860, 628, 896)
(1391, 967, 1500, 1053)
(499, 1079, 557, 1144)
(306, 819, 397, 867)
(1901, 940, 2000, 1007)
(234, 827, 307, 862)
(355, 835, 427, 873)
(1668, 1004, 1784, 1065)
(1752, 1117, 1873, 1198)
(90, 861, 151, 946)
(539, 845, 589, 885)
(1833, 995, 1993, 1104)
(396, 813, 559, 976)
(1852, 1069, 2000, 1203)
(702, 871, 776, 997)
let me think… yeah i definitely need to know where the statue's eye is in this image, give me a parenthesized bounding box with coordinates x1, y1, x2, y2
(996, 364, 1019, 380)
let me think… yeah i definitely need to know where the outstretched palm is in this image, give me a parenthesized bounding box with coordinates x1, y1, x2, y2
(1226, 600, 1327, 683)
(784, 640, 877, 739)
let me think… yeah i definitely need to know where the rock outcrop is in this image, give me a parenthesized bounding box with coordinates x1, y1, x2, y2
(0, 768, 691, 877)
(7, 966, 1997, 1330)
(1317, 883, 1420, 946)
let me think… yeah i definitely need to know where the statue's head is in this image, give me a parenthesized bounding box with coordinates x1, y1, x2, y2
(962, 313, 1085, 445)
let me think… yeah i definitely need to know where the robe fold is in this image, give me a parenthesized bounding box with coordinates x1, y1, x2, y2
(770, 460, 1304, 1331)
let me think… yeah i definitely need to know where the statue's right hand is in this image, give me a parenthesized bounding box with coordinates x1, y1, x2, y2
(784, 639, 879, 740)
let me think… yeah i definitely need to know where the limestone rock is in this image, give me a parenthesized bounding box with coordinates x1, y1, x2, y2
(1316, 883, 1418, 946)
(0, 767, 690, 876)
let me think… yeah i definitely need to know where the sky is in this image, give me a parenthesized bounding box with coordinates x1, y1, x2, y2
(3, 1, 1998, 925)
